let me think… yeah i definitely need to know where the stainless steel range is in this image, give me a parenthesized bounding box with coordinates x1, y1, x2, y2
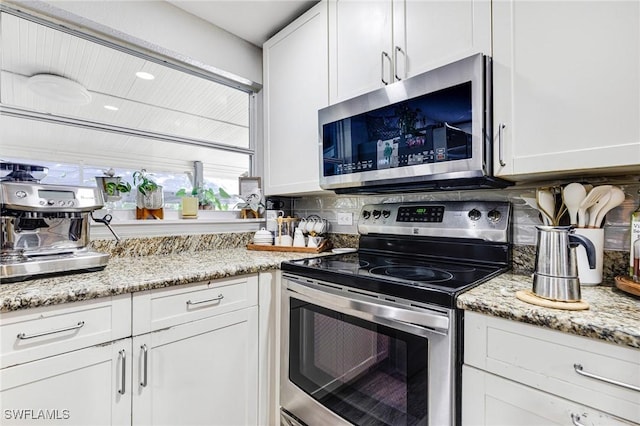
(280, 201, 511, 426)
(1, 162, 113, 282)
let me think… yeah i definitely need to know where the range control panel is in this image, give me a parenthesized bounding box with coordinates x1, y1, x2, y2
(358, 201, 511, 243)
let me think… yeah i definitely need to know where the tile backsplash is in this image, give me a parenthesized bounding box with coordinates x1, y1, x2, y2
(294, 177, 640, 252)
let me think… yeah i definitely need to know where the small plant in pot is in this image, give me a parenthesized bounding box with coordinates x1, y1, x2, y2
(95, 168, 131, 201)
(175, 185, 231, 211)
(133, 169, 164, 219)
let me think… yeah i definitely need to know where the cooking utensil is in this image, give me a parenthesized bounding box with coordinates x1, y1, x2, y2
(562, 183, 587, 226)
(586, 191, 611, 228)
(522, 196, 550, 225)
(577, 185, 612, 228)
(536, 188, 556, 226)
(593, 187, 625, 228)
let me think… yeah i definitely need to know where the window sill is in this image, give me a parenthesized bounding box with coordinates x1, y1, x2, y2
(90, 209, 265, 239)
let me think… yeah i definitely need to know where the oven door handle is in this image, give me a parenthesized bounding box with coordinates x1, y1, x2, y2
(286, 279, 450, 336)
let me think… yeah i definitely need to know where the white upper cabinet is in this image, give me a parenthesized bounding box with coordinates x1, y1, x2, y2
(493, 0, 640, 178)
(263, 2, 329, 196)
(328, 0, 491, 104)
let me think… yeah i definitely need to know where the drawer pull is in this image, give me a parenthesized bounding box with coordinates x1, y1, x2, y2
(140, 344, 148, 387)
(570, 413, 585, 426)
(16, 321, 85, 340)
(574, 363, 640, 392)
(186, 294, 224, 307)
(118, 349, 126, 395)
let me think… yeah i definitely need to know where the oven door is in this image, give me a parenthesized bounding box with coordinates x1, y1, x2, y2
(280, 275, 456, 426)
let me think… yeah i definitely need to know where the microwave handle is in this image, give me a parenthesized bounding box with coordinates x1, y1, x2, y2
(285, 277, 449, 336)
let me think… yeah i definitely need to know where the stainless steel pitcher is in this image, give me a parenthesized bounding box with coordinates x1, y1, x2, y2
(532, 226, 596, 301)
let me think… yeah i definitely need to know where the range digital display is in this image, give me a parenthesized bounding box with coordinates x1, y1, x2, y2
(397, 205, 445, 222)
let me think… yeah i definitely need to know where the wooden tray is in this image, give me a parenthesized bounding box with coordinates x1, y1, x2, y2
(247, 240, 332, 254)
(614, 275, 640, 297)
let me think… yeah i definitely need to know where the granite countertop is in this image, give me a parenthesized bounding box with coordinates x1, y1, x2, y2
(457, 273, 640, 349)
(0, 248, 317, 313)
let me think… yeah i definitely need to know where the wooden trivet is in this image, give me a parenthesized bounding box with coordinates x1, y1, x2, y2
(614, 276, 640, 297)
(515, 289, 589, 310)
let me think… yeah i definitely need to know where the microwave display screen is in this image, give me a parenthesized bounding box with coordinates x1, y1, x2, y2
(322, 82, 472, 177)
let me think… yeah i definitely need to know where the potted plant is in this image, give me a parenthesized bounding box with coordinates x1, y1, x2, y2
(95, 168, 131, 201)
(176, 185, 231, 211)
(133, 169, 164, 219)
(236, 188, 265, 219)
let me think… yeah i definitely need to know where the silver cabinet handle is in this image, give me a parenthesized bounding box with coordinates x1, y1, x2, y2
(381, 51, 391, 85)
(394, 46, 406, 81)
(16, 321, 85, 340)
(118, 349, 126, 395)
(574, 363, 640, 392)
(140, 344, 148, 387)
(570, 413, 586, 426)
(498, 123, 506, 167)
(186, 294, 224, 306)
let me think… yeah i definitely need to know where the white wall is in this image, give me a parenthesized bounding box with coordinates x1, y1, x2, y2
(9, 0, 263, 86)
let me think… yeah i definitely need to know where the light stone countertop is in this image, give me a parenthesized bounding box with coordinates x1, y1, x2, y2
(2, 252, 639, 350)
(457, 273, 640, 349)
(0, 248, 318, 313)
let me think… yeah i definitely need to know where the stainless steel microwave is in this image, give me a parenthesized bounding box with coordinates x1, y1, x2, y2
(319, 54, 511, 193)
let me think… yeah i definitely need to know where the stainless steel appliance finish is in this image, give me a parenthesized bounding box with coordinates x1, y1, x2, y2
(319, 54, 511, 193)
(280, 201, 511, 426)
(532, 225, 596, 301)
(1, 181, 110, 282)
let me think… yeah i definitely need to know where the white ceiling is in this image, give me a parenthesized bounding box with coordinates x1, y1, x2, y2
(167, 0, 320, 47)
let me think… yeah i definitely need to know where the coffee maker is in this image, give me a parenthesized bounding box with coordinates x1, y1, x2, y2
(1, 162, 112, 282)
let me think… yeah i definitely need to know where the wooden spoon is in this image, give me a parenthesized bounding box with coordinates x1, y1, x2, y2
(536, 188, 556, 226)
(562, 183, 586, 226)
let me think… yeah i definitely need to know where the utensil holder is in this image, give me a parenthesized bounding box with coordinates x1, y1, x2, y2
(574, 228, 604, 285)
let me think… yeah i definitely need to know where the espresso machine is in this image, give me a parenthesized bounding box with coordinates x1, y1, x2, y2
(1, 162, 112, 282)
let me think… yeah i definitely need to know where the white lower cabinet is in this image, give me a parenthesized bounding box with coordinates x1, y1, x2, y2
(0, 274, 264, 426)
(0, 294, 131, 426)
(463, 366, 634, 426)
(131, 307, 258, 426)
(462, 311, 640, 425)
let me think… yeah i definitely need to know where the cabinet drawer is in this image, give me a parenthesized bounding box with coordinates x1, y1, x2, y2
(0, 295, 131, 368)
(132, 274, 258, 334)
(464, 312, 640, 424)
(462, 365, 634, 426)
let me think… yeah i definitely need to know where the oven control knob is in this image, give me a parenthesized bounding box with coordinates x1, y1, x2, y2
(15, 190, 27, 198)
(382, 210, 391, 219)
(372, 210, 381, 219)
(47, 199, 56, 206)
(362, 210, 371, 220)
(487, 209, 502, 223)
(468, 208, 482, 221)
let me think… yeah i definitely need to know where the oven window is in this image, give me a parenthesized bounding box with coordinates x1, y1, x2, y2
(289, 298, 428, 425)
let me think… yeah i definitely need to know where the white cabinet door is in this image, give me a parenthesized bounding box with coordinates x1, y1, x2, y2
(394, 0, 491, 80)
(0, 340, 131, 426)
(132, 307, 259, 426)
(263, 2, 328, 196)
(493, 0, 640, 178)
(462, 366, 634, 426)
(328, 0, 394, 103)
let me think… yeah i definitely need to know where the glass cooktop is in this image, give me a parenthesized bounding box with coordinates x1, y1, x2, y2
(282, 252, 504, 308)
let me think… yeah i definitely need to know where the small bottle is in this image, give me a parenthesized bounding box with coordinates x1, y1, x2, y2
(634, 238, 640, 282)
(631, 190, 640, 277)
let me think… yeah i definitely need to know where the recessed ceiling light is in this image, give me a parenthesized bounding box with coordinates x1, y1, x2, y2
(104, 105, 119, 111)
(135, 71, 155, 80)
